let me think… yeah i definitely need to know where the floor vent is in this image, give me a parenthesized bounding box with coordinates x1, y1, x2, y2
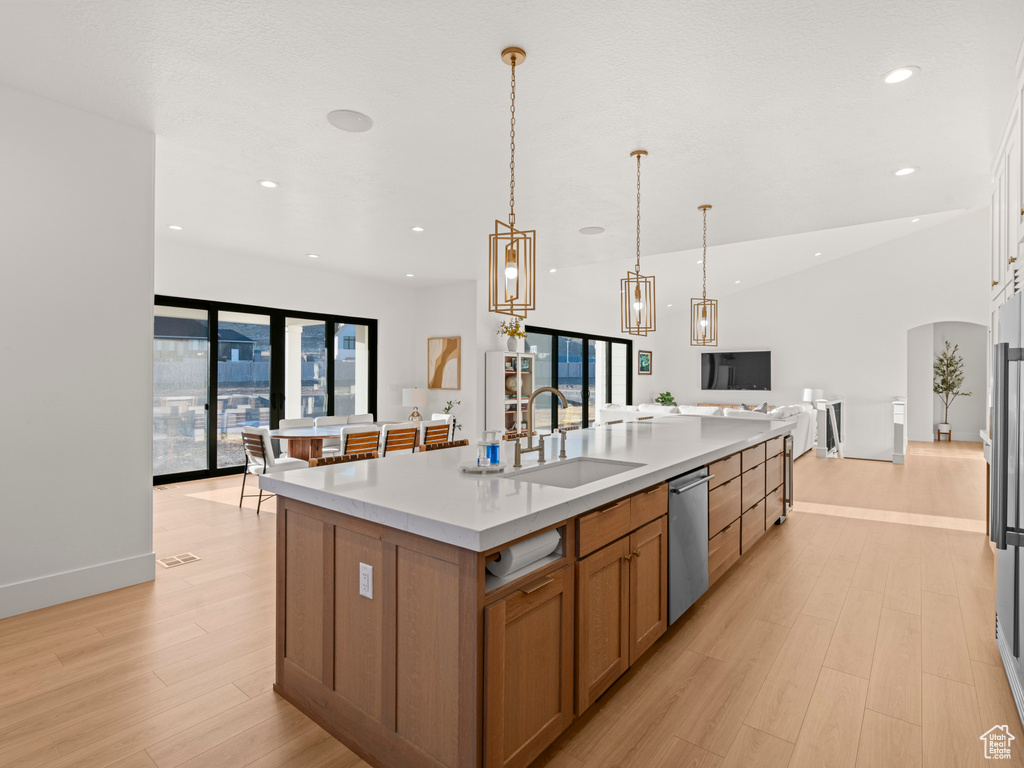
(157, 553, 201, 568)
(154, 485, 178, 491)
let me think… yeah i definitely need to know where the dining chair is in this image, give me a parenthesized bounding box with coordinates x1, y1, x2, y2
(347, 413, 375, 424)
(314, 415, 346, 455)
(381, 422, 419, 456)
(341, 425, 380, 458)
(430, 413, 454, 439)
(423, 439, 471, 452)
(239, 426, 308, 514)
(418, 419, 451, 451)
(637, 416, 654, 421)
(277, 417, 316, 457)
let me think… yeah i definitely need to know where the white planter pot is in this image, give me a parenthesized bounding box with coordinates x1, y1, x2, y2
(506, 336, 524, 353)
(938, 423, 951, 431)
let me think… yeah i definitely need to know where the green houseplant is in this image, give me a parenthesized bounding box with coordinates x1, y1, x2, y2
(655, 391, 677, 406)
(443, 399, 462, 432)
(933, 340, 972, 431)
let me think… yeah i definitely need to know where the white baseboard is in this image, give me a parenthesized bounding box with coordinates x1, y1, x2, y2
(951, 432, 982, 443)
(0, 552, 155, 620)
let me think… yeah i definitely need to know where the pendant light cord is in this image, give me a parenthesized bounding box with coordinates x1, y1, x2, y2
(702, 206, 708, 301)
(635, 153, 642, 272)
(509, 56, 516, 227)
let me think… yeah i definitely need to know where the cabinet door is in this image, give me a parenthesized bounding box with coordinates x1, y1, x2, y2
(484, 565, 574, 768)
(628, 516, 668, 665)
(576, 537, 630, 713)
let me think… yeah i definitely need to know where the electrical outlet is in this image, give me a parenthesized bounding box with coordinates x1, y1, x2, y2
(359, 563, 373, 599)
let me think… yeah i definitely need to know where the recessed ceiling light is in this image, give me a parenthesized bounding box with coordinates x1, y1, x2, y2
(884, 66, 919, 84)
(411, 226, 424, 232)
(549, 268, 557, 273)
(168, 225, 182, 230)
(814, 252, 822, 257)
(405, 273, 414, 278)
(579, 226, 605, 235)
(307, 253, 319, 259)
(667, 303, 673, 308)
(259, 180, 279, 188)
(894, 167, 918, 176)
(696, 260, 703, 264)
(911, 218, 920, 223)
(327, 110, 374, 132)
(734, 280, 741, 284)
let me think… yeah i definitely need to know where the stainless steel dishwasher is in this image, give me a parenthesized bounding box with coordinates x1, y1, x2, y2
(668, 467, 714, 624)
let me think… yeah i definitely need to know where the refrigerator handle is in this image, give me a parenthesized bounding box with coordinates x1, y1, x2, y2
(993, 342, 1009, 549)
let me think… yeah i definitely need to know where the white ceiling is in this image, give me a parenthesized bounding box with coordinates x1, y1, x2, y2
(0, 0, 1021, 289)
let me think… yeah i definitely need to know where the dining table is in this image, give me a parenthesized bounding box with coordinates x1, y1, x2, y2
(267, 422, 400, 462)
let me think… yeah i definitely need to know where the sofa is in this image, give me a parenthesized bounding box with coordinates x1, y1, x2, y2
(596, 402, 815, 458)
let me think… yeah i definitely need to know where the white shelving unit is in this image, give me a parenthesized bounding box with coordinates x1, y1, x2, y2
(485, 350, 536, 437)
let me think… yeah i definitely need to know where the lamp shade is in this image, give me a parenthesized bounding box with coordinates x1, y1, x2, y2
(802, 388, 815, 402)
(402, 388, 428, 409)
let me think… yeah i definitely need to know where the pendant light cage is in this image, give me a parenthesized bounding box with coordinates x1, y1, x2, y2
(488, 47, 536, 319)
(691, 204, 717, 346)
(621, 150, 656, 336)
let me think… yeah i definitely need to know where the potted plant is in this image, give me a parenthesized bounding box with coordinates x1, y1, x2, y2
(933, 340, 972, 436)
(443, 399, 462, 433)
(656, 391, 677, 406)
(497, 318, 527, 352)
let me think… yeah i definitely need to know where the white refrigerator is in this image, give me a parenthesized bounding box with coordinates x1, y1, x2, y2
(992, 290, 1024, 725)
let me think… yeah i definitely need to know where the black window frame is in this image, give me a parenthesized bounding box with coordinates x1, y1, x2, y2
(525, 325, 633, 431)
(153, 294, 378, 485)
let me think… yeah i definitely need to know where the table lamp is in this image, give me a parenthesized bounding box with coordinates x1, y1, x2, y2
(402, 388, 428, 421)
(803, 388, 824, 403)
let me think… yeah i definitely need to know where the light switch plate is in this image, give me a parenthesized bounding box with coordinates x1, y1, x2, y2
(359, 562, 373, 599)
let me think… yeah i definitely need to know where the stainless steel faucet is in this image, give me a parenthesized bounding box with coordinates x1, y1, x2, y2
(514, 386, 569, 468)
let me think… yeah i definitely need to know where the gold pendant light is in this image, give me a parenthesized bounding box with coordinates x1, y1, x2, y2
(690, 204, 718, 346)
(488, 47, 536, 319)
(620, 150, 656, 336)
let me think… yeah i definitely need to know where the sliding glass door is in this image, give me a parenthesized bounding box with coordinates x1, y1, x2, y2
(216, 311, 272, 468)
(154, 297, 377, 484)
(153, 306, 210, 475)
(525, 326, 632, 433)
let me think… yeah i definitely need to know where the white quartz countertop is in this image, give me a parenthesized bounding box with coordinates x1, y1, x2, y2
(260, 416, 795, 552)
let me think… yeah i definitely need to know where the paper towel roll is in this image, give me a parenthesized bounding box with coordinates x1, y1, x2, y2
(486, 529, 562, 578)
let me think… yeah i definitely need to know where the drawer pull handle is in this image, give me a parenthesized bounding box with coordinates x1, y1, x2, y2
(519, 578, 553, 594)
(632, 549, 641, 559)
(624, 553, 633, 562)
(645, 486, 662, 495)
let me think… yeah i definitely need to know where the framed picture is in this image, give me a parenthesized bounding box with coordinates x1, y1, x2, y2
(427, 336, 461, 389)
(638, 350, 652, 375)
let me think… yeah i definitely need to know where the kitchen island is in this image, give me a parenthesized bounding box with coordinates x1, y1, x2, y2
(261, 415, 794, 768)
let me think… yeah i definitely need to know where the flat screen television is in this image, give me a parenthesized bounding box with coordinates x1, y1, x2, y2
(701, 351, 771, 391)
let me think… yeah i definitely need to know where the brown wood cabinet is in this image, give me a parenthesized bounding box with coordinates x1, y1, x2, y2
(742, 463, 766, 511)
(629, 516, 668, 664)
(741, 499, 766, 553)
(576, 537, 630, 712)
(709, 476, 742, 536)
(484, 565, 575, 768)
(576, 510, 668, 714)
(708, 520, 740, 585)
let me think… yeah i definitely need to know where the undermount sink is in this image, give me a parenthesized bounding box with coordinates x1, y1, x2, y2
(508, 457, 645, 489)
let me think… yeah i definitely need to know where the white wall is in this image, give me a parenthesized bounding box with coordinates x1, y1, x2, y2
(413, 280, 479, 438)
(155, 243, 420, 422)
(666, 209, 989, 460)
(907, 324, 934, 442)
(0, 84, 156, 618)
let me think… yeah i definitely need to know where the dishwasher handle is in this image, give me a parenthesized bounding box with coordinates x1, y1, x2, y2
(670, 475, 715, 495)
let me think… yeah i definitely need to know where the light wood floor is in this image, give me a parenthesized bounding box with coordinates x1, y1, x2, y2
(0, 450, 1017, 768)
(796, 440, 987, 520)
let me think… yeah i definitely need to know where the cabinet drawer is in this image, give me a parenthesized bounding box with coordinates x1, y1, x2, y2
(742, 500, 766, 553)
(708, 477, 742, 538)
(741, 443, 766, 472)
(708, 521, 740, 586)
(765, 454, 782, 493)
(766, 484, 785, 526)
(630, 483, 667, 530)
(708, 453, 741, 490)
(741, 464, 766, 512)
(765, 436, 783, 458)
(578, 498, 632, 558)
